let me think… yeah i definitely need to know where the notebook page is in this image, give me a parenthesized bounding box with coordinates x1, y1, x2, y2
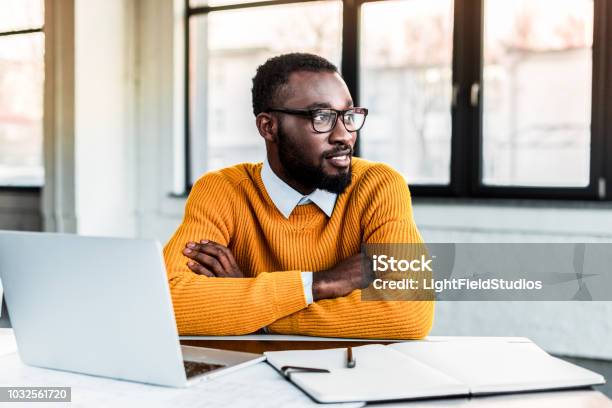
(389, 340, 605, 394)
(265, 344, 468, 403)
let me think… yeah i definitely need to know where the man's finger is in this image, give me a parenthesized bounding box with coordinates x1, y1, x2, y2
(195, 242, 234, 272)
(195, 253, 225, 276)
(184, 247, 226, 276)
(184, 240, 243, 278)
(203, 240, 240, 268)
(187, 261, 214, 277)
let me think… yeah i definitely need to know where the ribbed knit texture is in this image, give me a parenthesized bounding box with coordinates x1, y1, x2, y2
(164, 158, 434, 339)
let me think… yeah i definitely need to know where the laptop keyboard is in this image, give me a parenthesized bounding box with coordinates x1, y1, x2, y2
(183, 360, 226, 379)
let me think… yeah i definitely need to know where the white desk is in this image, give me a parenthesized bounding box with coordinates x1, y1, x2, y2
(0, 328, 16, 357)
(0, 330, 610, 408)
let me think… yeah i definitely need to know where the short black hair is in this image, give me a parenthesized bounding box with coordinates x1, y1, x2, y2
(251, 53, 339, 116)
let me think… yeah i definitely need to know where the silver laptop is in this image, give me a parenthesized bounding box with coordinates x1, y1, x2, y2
(0, 231, 264, 387)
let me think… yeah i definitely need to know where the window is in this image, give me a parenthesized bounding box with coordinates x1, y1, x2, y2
(482, 0, 593, 188)
(360, 0, 454, 185)
(0, 0, 45, 188)
(185, 0, 612, 200)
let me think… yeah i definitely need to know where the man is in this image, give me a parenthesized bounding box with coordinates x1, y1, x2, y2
(163, 53, 433, 338)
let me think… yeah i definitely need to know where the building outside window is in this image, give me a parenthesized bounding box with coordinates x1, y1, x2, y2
(0, 0, 45, 187)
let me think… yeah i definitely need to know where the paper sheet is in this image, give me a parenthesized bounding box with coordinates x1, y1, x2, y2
(389, 340, 605, 394)
(0, 352, 364, 408)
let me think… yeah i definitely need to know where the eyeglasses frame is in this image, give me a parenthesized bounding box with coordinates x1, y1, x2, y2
(265, 107, 369, 133)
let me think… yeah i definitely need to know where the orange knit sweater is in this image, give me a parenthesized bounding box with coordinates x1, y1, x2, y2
(163, 158, 434, 339)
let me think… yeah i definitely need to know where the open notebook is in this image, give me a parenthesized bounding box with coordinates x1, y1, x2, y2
(265, 337, 605, 403)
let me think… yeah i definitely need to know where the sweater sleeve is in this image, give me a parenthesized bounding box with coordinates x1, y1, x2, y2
(164, 172, 307, 335)
(267, 164, 434, 339)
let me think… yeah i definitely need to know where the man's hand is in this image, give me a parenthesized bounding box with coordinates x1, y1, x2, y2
(313, 254, 374, 301)
(183, 240, 244, 278)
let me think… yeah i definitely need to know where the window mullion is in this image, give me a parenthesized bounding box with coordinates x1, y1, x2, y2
(450, 0, 482, 197)
(342, 0, 361, 156)
(599, 0, 612, 200)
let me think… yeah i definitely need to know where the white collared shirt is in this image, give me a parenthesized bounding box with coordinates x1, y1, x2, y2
(260, 158, 338, 304)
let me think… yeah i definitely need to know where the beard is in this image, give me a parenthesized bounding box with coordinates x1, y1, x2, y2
(277, 127, 352, 194)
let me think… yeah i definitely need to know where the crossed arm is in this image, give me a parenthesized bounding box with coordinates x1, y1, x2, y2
(182, 240, 367, 302)
(164, 168, 434, 339)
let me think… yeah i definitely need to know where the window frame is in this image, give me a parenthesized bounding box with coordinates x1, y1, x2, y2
(184, 0, 612, 201)
(0, 24, 45, 191)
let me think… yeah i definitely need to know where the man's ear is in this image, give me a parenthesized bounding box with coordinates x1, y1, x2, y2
(256, 113, 277, 143)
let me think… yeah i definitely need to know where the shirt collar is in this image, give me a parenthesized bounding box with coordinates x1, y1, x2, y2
(261, 158, 337, 219)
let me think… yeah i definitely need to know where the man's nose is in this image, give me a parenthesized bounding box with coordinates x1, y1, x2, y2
(328, 117, 354, 145)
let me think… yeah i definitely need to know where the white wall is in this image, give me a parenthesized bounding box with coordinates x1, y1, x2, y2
(42, 0, 137, 237)
(135, 0, 191, 241)
(73, 0, 137, 237)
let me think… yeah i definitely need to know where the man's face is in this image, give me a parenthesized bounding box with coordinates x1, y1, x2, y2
(273, 71, 356, 194)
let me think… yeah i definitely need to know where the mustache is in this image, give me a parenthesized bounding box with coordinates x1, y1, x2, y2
(324, 145, 353, 158)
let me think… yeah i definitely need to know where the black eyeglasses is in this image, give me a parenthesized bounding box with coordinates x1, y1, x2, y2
(266, 107, 368, 133)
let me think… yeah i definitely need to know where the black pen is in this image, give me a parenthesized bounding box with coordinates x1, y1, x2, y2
(346, 346, 356, 368)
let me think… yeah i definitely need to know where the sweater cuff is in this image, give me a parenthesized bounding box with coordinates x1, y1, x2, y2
(271, 270, 308, 318)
